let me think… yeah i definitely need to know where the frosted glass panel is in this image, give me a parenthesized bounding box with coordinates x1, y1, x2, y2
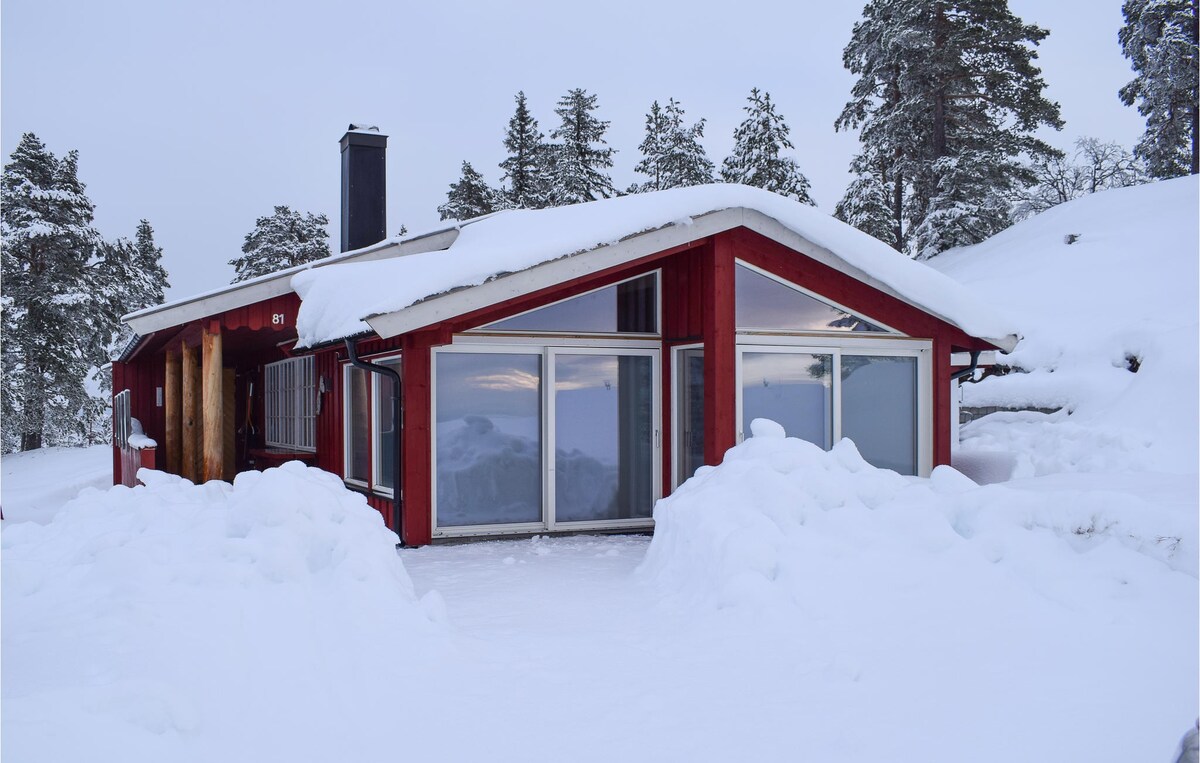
(436, 352, 542, 527)
(842, 355, 917, 474)
(485, 274, 656, 333)
(741, 352, 833, 447)
(554, 353, 654, 522)
(735, 265, 886, 332)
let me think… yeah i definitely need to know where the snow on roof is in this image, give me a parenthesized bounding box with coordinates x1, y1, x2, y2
(292, 184, 1019, 348)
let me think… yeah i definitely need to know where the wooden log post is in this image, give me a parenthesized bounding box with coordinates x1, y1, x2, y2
(201, 322, 224, 482)
(181, 343, 199, 482)
(165, 348, 182, 475)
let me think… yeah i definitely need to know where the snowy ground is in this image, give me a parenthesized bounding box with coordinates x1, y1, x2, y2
(1, 444, 112, 524)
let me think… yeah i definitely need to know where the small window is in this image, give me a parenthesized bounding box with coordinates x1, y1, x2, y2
(264, 356, 316, 451)
(481, 273, 657, 334)
(735, 264, 888, 333)
(343, 356, 401, 493)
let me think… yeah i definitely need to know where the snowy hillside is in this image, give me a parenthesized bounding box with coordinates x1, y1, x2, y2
(931, 176, 1199, 474)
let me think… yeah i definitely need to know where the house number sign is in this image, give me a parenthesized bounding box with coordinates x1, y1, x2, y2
(272, 313, 286, 325)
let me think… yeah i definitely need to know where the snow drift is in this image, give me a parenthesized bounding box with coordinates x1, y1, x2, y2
(931, 176, 1199, 474)
(1, 463, 445, 762)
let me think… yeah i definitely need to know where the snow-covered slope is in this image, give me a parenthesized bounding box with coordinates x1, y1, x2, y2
(930, 176, 1199, 474)
(1, 445, 113, 523)
(292, 183, 1018, 346)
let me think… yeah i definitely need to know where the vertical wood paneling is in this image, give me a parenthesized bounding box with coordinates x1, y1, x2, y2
(400, 333, 434, 546)
(703, 236, 737, 465)
(165, 349, 182, 474)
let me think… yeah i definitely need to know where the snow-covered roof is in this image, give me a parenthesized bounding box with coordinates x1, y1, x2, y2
(293, 184, 1019, 349)
(121, 226, 460, 337)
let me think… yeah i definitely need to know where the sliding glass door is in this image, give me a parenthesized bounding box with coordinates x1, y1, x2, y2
(433, 345, 660, 535)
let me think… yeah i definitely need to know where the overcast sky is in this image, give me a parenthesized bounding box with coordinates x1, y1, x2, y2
(2, 0, 1145, 299)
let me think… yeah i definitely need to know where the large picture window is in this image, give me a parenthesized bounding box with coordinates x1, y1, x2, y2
(479, 272, 658, 334)
(264, 356, 316, 451)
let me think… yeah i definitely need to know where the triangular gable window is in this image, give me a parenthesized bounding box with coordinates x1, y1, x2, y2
(480, 273, 657, 334)
(735, 264, 890, 333)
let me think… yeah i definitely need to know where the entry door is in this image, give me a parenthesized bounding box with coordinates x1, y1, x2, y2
(548, 348, 660, 528)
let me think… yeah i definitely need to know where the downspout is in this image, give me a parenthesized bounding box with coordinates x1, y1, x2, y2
(345, 338, 407, 547)
(950, 350, 981, 384)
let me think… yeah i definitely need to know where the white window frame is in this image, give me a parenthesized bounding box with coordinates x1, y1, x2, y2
(341, 354, 401, 496)
(430, 342, 662, 539)
(735, 337, 932, 477)
(263, 355, 316, 452)
(470, 270, 663, 338)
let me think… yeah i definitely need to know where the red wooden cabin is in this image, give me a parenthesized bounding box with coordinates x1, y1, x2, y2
(114, 128, 1015, 546)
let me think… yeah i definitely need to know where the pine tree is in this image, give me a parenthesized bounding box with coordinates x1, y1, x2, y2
(1013, 137, 1147, 220)
(834, 149, 896, 245)
(96, 220, 170, 358)
(1119, 0, 1199, 178)
(499, 91, 553, 209)
(549, 88, 617, 204)
(634, 98, 715, 192)
(228, 206, 331, 283)
(438, 161, 503, 221)
(837, 0, 1064, 258)
(721, 89, 814, 204)
(1, 133, 104, 452)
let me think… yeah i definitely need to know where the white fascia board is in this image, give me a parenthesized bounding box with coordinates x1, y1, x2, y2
(951, 351, 999, 366)
(123, 228, 460, 336)
(365, 209, 743, 338)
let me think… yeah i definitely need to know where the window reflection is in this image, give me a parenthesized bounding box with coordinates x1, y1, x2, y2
(555, 354, 654, 522)
(435, 352, 543, 527)
(842, 355, 917, 474)
(735, 264, 887, 333)
(741, 352, 833, 448)
(483, 273, 657, 334)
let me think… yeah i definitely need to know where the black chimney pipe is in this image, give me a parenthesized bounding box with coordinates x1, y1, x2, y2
(339, 124, 387, 253)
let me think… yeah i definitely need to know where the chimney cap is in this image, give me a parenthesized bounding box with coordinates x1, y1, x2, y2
(340, 124, 388, 151)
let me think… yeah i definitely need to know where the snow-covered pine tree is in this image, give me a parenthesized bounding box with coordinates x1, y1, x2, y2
(1013, 137, 1147, 220)
(96, 220, 170, 358)
(500, 91, 553, 209)
(438, 161, 503, 221)
(634, 98, 715, 192)
(1, 133, 104, 452)
(837, 0, 1063, 258)
(1119, 0, 1199, 178)
(228, 206, 331, 283)
(720, 89, 814, 204)
(834, 149, 896, 245)
(549, 88, 617, 204)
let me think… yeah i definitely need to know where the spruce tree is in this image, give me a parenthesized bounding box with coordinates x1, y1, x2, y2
(1119, 0, 1199, 178)
(834, 149, 896, 245)
(1, 133, 104, 452)
(721, 89, 814, 204)
(96, 220, 170, 357)
(499, 91, 552, 209)
(634, 98, 715, 192)
(228, 206, 331, 283)
(438, 161, 503, 221)
(837, 0, 1063, 258)
(549, 88, 617, 204)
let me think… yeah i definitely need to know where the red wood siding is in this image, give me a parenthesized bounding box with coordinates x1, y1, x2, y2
(703, 236, 737, 465)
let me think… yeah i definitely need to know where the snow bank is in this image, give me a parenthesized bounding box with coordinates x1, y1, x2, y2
(1, 462, 444, 762)
(931, 177, 1199, 472)
(293, 183, 1017, 346)
(640, 425, 1198, 761)
(642, 426, 1196, 609)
